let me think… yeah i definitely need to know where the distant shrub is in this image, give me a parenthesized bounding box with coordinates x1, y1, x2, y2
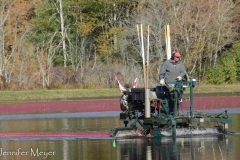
(233, 43, 240, 81)
(206, 66, 225, 84)
(220, 53, 236, 84)
(206, 49, 237, 84)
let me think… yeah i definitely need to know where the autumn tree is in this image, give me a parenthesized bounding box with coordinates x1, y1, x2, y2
(67, 0, 138, 86)
(164, 0, 237, 80)
(0, 0, 15, 80)
(27, 0, 240, 88)
(0, 0, 37, 89)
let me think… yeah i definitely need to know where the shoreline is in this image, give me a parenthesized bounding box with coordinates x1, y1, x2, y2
(0, 84, 240, 101)
(0, 91, 239, 104)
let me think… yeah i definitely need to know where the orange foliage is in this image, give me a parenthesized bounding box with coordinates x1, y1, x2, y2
(2, 0, 42, 89)
(4, 0, 36, 52)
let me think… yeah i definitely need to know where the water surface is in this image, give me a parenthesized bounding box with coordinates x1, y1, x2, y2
(0, 95, 239, 160)
(0, 114, 239, 160)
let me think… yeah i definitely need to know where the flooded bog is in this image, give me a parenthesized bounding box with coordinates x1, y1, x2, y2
(0, 96, 239, 160)
(0, 115, 239, 160)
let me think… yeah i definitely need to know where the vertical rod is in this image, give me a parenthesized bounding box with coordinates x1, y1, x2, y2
(145, 89, 150, 118)
(167, 25, 171, 59)
(173, 90, 178, 118)
(146, 25, 150, 89)
(138, 24, 150, 118)
(190, 82, 193, 116)
(137, 25, 142, 57)
(164, 26, 168, 59)
(165, 25, 171, 59)
(140, 24, 146, 89)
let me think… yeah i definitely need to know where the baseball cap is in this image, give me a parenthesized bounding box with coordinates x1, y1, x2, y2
(174, 52, 181, 57)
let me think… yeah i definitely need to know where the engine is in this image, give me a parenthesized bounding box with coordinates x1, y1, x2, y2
(120, 86, 177, 118)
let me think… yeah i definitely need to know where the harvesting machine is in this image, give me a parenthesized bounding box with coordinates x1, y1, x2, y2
(111, 80, 232, 138)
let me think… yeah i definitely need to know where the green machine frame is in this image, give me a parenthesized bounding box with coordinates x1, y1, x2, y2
(113, 80, 232, 138)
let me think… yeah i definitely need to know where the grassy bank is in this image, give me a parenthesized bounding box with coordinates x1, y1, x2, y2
(194, 83, 240, 93)
(0, 83, 239, 101)
(0, 88, 121, 101)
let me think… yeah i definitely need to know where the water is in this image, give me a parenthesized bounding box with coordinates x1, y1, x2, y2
(0, 106, 239, 159)
(0, 116, 239, 160)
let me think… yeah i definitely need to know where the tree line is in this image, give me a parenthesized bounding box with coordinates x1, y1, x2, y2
(0, 0, 239, 90)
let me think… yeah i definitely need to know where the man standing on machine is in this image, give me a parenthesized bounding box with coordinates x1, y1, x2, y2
(159, 51, 185, 85)
(158, 51, 186, 115)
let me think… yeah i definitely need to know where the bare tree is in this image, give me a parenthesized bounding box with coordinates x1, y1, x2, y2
(165, 0, 236, 79)
(36, 32, 58, 88)
(0, 0, 16, 77)
(53, 0, 67, 68)
(211, 0, 235, 67)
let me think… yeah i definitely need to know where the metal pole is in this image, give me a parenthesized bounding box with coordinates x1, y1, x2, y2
(143, 24, 150, 118)
(145, 89, 150, 118)
(167, 25, 171, 59)
(174, 90, 178, 118)
(164, 26, 168, 58)
(146, 25, 150, 89)
(145, 25, 151, 118)
(165, 25, 171, 60)
(137, 25, 142, 57)
(172, 121, 176, 139)
(190, 82, 193, 116)
(140, 24, 146, 89)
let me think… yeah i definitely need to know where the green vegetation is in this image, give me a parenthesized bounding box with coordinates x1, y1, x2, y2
(206, 42, 240, 84)
(1, 0, 240, 90)
(191, 83, 240, 94)
(0, 88, 121, 101)
(0, 84, 239, 101)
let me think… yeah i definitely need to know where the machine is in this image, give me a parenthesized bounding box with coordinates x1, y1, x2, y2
(111, 79, 232, 138)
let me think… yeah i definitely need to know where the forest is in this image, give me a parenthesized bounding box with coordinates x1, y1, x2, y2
(0, 0, 240, 90)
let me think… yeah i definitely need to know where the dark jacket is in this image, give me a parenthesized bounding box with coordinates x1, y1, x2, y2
(159, 59, 185, 82)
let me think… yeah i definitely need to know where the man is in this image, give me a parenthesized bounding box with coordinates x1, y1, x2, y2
(159, 51, 185, 85)
(158, 51, 185, 115)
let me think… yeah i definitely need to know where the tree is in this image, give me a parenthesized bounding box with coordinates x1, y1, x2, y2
(0, 0, 16, 77)
(15, 0, 239, 89)
(30, 0, 69, 68)
(0, 0, 36, 89)
(55, 0, 67, 68)
(162, 0, 237, 80)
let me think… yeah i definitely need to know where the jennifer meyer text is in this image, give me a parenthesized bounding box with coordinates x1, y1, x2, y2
(0, 147, 56, 158)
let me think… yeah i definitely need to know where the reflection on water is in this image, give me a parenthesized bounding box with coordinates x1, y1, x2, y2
(0, 117, 123, 133)
(0, 135, 238, 160)
(0, 115, 239, 160)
